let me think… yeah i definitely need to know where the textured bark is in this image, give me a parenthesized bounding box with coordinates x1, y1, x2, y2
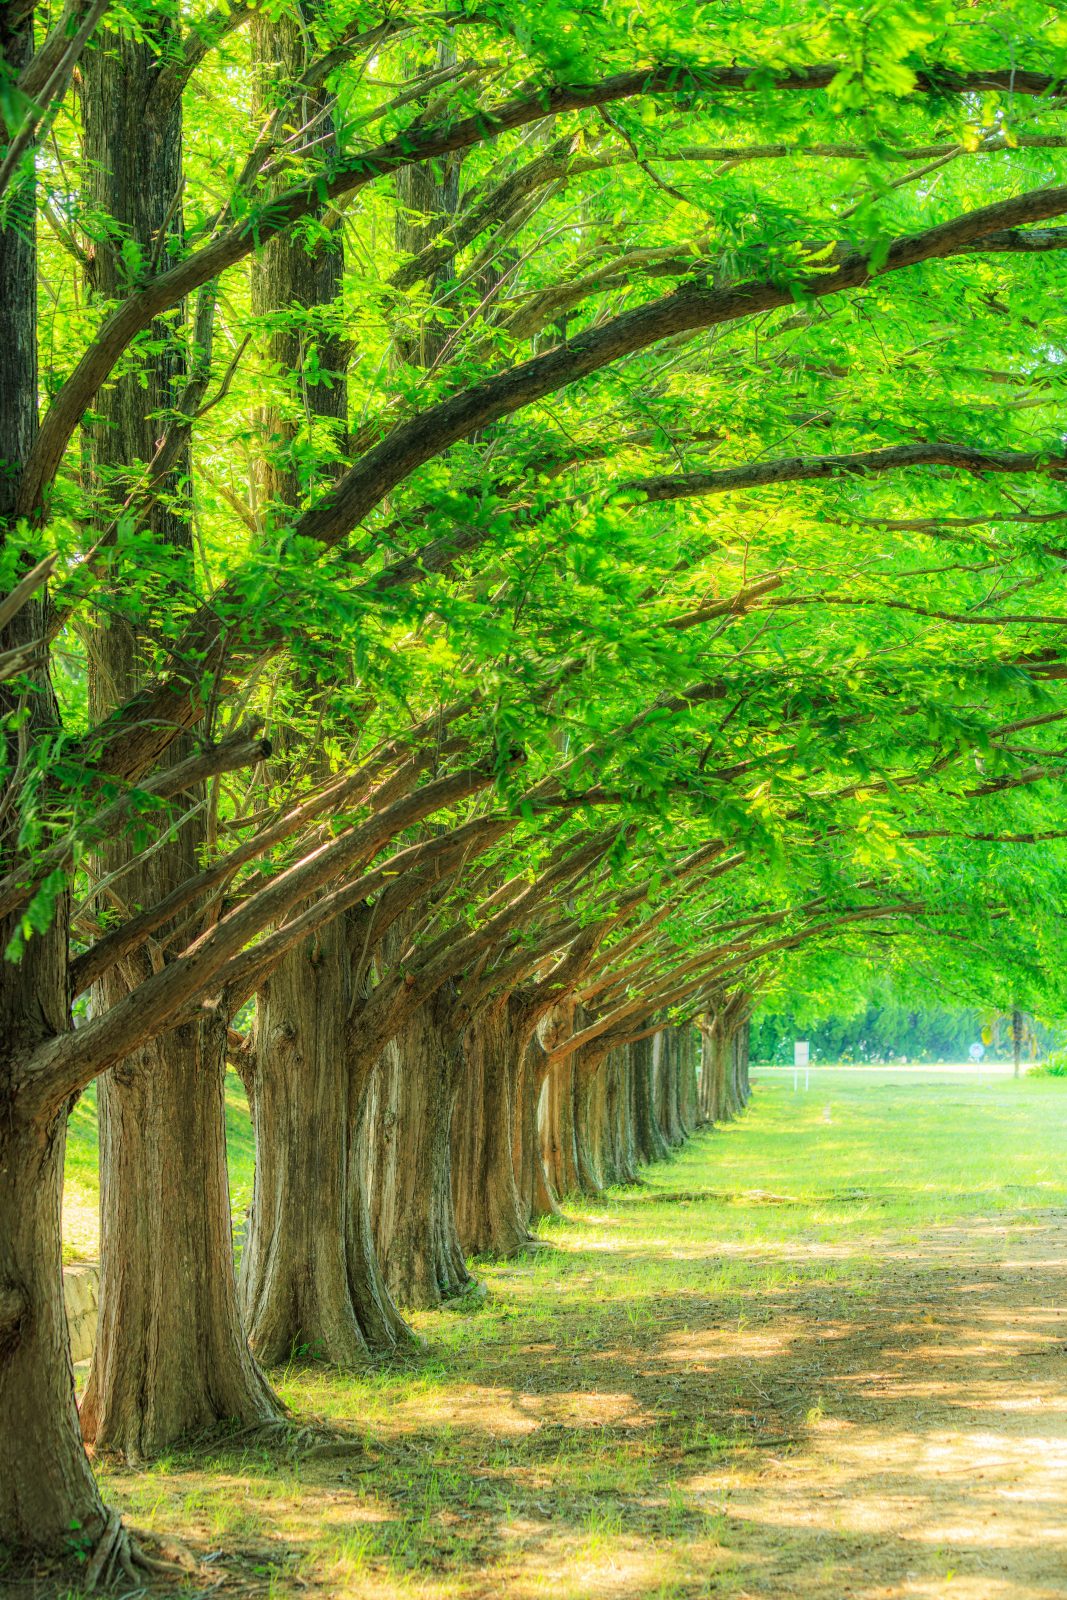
(347, 1072, 416, 1351)
(251, 1, 347, 514)
(79, 14, 282, 1457)
(600, 1046, 638, 1187)
(82, 1013, 277, 1456)
(573, 1040, 609, 1197)
(375, 993, 471, 1307)
(540, 1049, 583, 1201)
(452, 997, 532, 1258)
(676, 1027, 698, 1134)
(632, 1033, 670, 1163)
(655, 1029, 685, 1147)
(0, 5, 110, 1552)
(241, 920, 370, 1365)
(698, 1000, 750, 1125)
(237, 4, 410, 1365)
(511, 1032, 538, 1222)
(0, 1109, 106, 1552)
(241, 916, 413, 1360)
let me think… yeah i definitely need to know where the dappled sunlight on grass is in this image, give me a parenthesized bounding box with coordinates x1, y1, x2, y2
(57, 1069, 1067, 1597)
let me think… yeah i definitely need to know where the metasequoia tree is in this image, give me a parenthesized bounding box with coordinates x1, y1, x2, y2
(8, 0, 1067, 1575)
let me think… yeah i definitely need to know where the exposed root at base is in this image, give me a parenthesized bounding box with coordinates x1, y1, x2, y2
(84, 1509, 189, 1592)
(441, 1279, 488, 1307)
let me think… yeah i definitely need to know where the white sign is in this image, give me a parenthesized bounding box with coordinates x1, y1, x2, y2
(793, 1040, 810, 1091)
(969, 1041, 984, 1062)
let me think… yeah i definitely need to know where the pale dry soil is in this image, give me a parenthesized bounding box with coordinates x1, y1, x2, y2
(16, 1068, 1067, 1599)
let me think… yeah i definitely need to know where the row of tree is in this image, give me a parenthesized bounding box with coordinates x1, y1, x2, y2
(4, 0, 1067, 1582)
(751, 1002, 1059, 1064)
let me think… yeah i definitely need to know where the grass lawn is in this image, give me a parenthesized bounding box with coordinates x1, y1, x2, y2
(48, 1066, 1067, 1599)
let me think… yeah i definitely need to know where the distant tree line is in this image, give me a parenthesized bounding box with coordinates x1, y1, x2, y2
(752, 1005, 1065, 1065)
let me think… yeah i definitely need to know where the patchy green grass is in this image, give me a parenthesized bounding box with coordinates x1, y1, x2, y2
(49, 1066, 1067, 1599)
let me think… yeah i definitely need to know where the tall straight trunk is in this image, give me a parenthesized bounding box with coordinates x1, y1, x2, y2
(79, 15, 280, 1457)
(241, 919, 373, 1365)
(238, 3, 406, 1363)
(600, 1047, 638, 1186)
(573, 1044, 609, 1196)
(452, 997, 533, 1257)
(82, 1013, 277, 1456)
(580, 1059, 608, 1190)
(530, 1041, 562, 1220)
(1012, 1007, 1023, 1079)
(632, 1033, 670, 1163)
(676, 1026, 697, 1134)
(655, 1029, 685, 1147)
(699, 1008, 745, 1124)
(376, 993, 471, 1307)
(719, 1021, 745, 1121)
(511, 1030, 543, 1225)
(736, 1019, 751, 1106)
(615, 1046, 640, 1182)
(0, 5, 110, 1552)
(242, 919, 413, 1360)
(540, 1050, 583, 1200)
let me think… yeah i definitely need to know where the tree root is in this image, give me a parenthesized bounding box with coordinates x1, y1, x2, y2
(83, 1509, 190, 1592)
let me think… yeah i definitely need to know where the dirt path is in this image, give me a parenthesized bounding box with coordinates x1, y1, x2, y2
(666, 1210, 1067, 1598)
(30, 1078, 1067, 1600)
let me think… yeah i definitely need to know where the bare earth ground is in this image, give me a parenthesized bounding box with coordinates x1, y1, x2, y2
(13, 1067, 1067, 1599)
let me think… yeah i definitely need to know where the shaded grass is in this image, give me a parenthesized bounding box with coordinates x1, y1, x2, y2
(48, 1066, 1067, 1598)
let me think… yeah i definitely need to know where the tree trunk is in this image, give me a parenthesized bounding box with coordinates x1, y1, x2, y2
(0, 1102, 108, 1551)
(241, 917, 412, 1360)
(239, 4, 400, 1361)
(573, 1047, 607, 1196)
(678, 1026, 697, 1133)
(241, 921, 371, 1365)
(655, 1029, 685, 1147)
(82, 1013, 277, 1456)
(601, 1047, 638, 1186)
(0, 4, 111, 1552)
(540, 1050, 583, 1201)
(452, 997, 532, 1258)
(511, 1029, 542, 1225)
(376, 993, 471, 1307)
(1012, 1007, 1023, 1080)
(696, 1019, 718, 1124)
(78, 15, 282, 1456)
(737, 1019, 751, 1106)
(632, 1032, 670, 1162)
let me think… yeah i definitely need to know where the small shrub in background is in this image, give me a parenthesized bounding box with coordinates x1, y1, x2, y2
(1030, 1048, 1067, 1079)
